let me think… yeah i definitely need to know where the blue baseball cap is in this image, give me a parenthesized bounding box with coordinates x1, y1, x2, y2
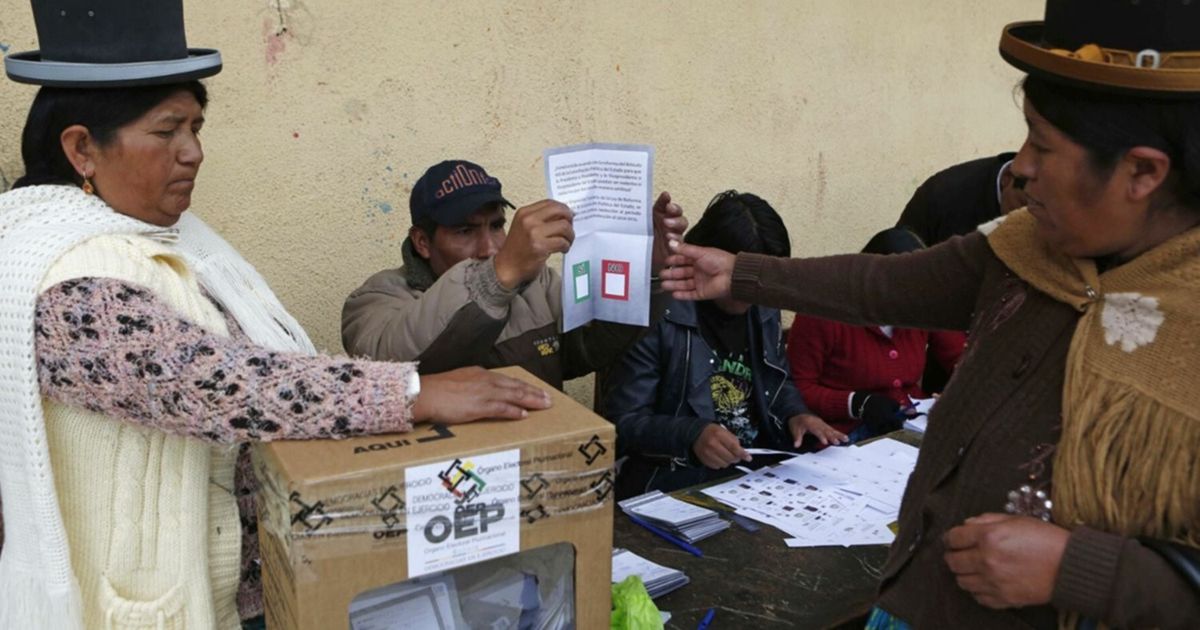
(409, 160, 514, 227)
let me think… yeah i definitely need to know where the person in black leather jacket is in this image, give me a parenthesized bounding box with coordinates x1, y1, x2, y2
(601, 191, 844, 498)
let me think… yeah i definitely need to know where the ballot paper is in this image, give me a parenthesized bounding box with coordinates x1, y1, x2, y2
(702, 438, 919, 547)
(612, 548, 690, 599)
(745, 447, 798, 457)
(348, 574, 465, 630)
(785, 522, 895, 547)
(902, 416, 928, 434)
(545, 143, 654, 332)
(456, 569, 541, 630)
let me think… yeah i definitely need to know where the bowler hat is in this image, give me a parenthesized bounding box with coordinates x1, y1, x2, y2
(5, 0, 221, 87)
(1000, 0, 1200, 97)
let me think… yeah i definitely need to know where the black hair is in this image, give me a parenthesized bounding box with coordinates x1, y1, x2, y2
(1021, 75, 1200, 213)
(862, 227, 925, 255)
(684, 190, 791, 257)
(13, 81, 208, 189)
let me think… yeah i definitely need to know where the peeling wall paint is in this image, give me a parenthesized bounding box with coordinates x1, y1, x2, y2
(0, 0, 1039, 405)
(260, 0, 315, 67)
(262, 18, 289, 66)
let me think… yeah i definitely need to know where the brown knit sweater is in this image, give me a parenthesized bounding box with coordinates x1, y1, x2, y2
(732, 232, 1199, 629)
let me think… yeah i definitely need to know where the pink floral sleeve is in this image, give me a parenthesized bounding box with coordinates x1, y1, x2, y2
(35, 277, 417, 443)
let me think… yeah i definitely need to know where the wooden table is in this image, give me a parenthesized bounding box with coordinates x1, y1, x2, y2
(612, 432, 920, 629)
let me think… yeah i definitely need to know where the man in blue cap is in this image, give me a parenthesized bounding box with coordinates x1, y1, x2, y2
(342, 159, 686, 390)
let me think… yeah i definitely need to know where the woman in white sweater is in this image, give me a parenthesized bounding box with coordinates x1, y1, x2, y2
(0, 5, 550, 629)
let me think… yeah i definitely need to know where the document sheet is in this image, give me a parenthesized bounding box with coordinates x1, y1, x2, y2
(703, 439, 919, 547)
(544, 143, 654, 332)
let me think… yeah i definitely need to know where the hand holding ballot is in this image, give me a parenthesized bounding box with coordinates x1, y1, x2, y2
(661, 241, 736, 302)
(493, 199, 575, 289)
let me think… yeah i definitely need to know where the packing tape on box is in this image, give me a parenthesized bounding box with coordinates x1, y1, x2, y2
(256, 462, 615, 542)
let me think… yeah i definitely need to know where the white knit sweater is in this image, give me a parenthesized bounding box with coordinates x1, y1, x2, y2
(0, 185, 316, 629)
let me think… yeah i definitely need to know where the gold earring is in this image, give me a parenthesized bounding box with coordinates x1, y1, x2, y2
(81, 177, 94, 195)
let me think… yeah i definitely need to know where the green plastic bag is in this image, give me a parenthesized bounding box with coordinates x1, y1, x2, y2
(610, 575, 664, 630)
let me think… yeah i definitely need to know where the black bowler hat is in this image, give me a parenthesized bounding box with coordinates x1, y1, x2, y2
(5, 0, 221, 87)
(1000, 0, 1200, 97)
(410, 160, 515, 227)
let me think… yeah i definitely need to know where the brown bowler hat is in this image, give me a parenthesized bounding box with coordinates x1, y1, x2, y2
(999, 0, 1200, 98)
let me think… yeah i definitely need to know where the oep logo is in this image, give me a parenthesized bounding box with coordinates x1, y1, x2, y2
(424, 458, 505, 543)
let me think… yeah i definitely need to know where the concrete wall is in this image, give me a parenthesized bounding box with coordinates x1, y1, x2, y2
(0, 1, 1040, 402)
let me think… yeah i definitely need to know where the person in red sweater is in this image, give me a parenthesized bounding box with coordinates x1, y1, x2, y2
(787, 227, 966, 441)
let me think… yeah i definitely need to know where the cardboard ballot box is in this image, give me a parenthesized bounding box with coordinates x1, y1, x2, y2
(254, 367, 615, 629)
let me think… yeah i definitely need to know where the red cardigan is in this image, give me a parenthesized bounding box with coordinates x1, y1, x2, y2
(786, 314, 965, 434)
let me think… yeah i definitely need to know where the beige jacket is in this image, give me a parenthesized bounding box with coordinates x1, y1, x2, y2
(342, 238, 665, 389)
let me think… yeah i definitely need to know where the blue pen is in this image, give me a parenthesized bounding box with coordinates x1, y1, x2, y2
(696, 607, 716, 630)
(626, 513, 704, 557)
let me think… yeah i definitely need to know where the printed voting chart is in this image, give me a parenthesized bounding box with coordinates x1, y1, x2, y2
(544, 143, 654, 332)
(704, 438, 920, 547)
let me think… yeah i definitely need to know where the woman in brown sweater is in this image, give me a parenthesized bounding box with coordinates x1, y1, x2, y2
(663, 4, 1200, 629)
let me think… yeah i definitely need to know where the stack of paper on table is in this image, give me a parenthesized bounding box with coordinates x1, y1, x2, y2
(611, 548, 690, 599)
(702, 438, 919, 548)
(618, 490, 730, 543)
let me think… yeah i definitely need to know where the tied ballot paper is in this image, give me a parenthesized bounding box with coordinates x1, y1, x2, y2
(611, 548, 689, 599)
(618, 490, 730, 544)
